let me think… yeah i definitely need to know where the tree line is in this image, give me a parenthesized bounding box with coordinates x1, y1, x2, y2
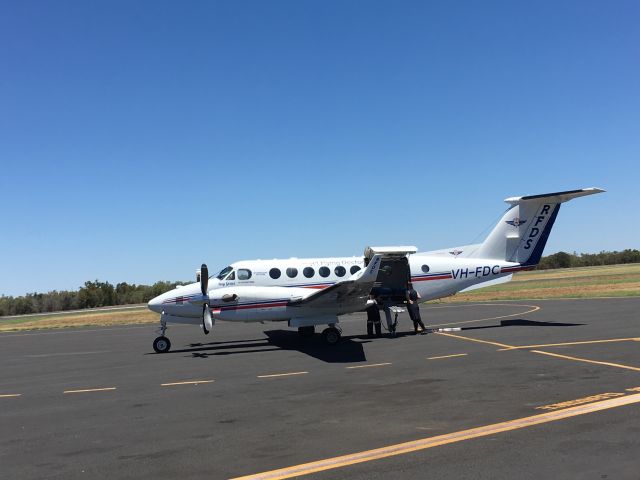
(536, 249, 640, 270)
(1, 249, 639, 317)
(0, 280, 185, 317)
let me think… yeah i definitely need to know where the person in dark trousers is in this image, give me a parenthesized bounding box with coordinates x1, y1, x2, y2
(365, 295, 382, 337)
(406, 282, 427, 334)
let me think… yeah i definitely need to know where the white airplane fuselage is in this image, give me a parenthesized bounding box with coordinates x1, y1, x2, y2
(148, 255, 522, 324)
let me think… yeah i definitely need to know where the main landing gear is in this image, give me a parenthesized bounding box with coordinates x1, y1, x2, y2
(297, 324, 342, 345)
(322, 326, 342, 346)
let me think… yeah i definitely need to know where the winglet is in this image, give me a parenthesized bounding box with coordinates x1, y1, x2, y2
(352, 254, 382, 283)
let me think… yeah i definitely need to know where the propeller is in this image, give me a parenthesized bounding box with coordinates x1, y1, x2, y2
(200, 264, 208, 296)
(200, 264, 212, 334)
(203, 304, 213, 334)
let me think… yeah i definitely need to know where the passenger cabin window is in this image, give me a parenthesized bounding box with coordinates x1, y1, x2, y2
(237, 269, 252, 280)
(286, 267, 298, 278)
(215, 266, 233, 280)
(421, 265, 430, 273)
(335, 266, 346, 277)
(303, 267, 315, 278)
(350, 265, 361, 275)
(319, 266, 330, 278)
(269, 268, 281, 279)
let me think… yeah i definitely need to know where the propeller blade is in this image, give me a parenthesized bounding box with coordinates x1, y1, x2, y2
(203, 304, 213, 334)
(200, 263, 209, 296)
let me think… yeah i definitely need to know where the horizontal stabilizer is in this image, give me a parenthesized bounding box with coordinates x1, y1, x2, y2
(504, 188, 605, 205)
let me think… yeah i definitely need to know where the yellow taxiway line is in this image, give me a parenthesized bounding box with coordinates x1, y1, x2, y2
(230, 393, 640, 480)
(0, 393, 22, 398)
(161, 380, 215, 387)
(346, 363, 392, 369)
(63, 387, 117, 394)
(499, 337, 640, 350)
(257, 372, 308, 379)
(532, 350, 640, 372)
(427, 353, 468, 360)
(435, 331, 515, 349)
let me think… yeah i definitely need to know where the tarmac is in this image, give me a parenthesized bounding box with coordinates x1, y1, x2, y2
(1, 298, 639, 479)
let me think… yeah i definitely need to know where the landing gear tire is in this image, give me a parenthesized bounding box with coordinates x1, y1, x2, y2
(322, 327, 341, 345)
(298, 326, 315, 338)
(153, 336, 171, 353)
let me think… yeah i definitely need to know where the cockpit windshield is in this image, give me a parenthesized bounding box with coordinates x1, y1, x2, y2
(212, 266, 233, 280)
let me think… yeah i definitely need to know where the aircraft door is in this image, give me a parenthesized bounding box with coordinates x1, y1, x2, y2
(364, 246, 416, 306)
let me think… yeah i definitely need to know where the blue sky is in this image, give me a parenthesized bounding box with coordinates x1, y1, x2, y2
(1, 1, 638, 296)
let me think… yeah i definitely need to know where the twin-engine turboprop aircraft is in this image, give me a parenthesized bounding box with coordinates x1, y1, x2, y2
(148, 188, 603, 353)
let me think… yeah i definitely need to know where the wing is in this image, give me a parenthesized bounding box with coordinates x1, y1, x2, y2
(289, 254, 382, 311)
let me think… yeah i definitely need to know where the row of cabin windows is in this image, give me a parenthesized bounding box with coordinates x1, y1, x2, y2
(270, 265, 361, 280)
(217, 264, 429, 282)
(217, 265, 362, 282)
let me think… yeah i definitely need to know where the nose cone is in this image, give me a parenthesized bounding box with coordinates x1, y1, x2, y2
(148, 294, 165, 314)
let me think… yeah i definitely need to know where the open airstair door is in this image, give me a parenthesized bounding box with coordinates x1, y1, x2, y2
(364, 246, 417, 306)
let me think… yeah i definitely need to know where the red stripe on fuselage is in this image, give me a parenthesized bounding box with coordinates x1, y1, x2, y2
(412, 274, 452, 282)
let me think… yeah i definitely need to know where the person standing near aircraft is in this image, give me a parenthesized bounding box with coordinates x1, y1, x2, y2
(382, 298, 397, 336)
(365, 295, 382, 337)
(406, 282, 427, 334)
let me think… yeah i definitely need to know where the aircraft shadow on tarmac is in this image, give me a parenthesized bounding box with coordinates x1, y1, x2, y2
(162, 330, 404, 363)
(459, 318, 585, 331)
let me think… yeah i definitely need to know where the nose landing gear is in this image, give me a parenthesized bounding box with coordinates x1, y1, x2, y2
(153, 336, 171, 353)
(153, 315, 171, 353)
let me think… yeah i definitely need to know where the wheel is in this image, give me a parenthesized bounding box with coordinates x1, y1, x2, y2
(153, 336, 171, 353)
(298, 326, 315, 338)
(322, 327, 341, 345)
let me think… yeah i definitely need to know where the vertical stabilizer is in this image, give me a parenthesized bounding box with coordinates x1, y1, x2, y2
(470, 188, 604, 265)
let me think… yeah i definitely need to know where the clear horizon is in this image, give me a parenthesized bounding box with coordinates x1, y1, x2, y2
(1, 1, 638, 297)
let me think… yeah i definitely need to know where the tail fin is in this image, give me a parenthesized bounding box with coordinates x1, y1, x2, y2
(471, 188, 604, 265)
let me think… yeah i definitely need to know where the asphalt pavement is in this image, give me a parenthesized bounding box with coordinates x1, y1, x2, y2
(1, 298, 639, 479)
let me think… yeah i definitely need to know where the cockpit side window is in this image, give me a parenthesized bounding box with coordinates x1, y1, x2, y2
(237, 269, 252, 280)
(214, 266, 233, 280)
(226, 271, 236, 280)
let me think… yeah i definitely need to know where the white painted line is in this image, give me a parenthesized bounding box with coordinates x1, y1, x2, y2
(258, 371, 308, 379)
(63, 387, 117, 394)
(161, 380, 214, 386)
(346, 363, 392, 369)
(0, 394, 22, 398)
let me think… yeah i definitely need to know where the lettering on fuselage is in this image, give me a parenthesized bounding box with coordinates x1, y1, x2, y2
(523, 204, 551, 250)
(451, 265, 500, 280)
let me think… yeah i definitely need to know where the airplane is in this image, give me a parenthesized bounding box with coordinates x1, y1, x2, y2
(147, 187, 604, 353)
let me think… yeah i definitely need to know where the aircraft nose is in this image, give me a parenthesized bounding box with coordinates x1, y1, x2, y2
(148, 294, 164, 313)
